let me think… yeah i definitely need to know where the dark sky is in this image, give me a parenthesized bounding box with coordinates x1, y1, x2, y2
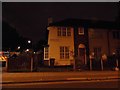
(2, 2, 119, 43)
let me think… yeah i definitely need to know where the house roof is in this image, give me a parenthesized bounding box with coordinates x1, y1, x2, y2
(49, 18, 120, 29)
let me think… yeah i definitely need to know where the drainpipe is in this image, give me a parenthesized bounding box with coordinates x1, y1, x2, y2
(107, 30, 110, 56)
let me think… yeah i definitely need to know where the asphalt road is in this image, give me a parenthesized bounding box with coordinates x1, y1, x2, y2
(2, 71, 119, 83)
(2, 79, 119, 88)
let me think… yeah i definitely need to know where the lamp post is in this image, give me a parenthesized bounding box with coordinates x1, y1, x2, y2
(101, 54, 107, 71)
(113, 52, 119, 71)
(89, 52, 94, 71)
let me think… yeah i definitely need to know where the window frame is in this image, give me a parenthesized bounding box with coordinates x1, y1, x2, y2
(60, 46, 70, 59)
(78, 27, 84, 35)
(44, 47, 49, 60)
(57, 27, 71, 37)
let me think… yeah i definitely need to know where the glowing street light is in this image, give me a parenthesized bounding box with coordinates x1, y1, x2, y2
(26, 49, 29, 52)
(17, 46, 20, 50)
(28, 40, 31, 44)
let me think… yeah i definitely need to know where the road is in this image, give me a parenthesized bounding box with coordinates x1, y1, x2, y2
(1, 71, 119, 89)
(2, 71, 119, 83)
(2, 79, 119, 88)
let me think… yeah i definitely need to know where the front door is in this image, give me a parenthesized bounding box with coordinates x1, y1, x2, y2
(78, 48, 86, 65)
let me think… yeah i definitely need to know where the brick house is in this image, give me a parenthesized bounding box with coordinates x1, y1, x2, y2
(44, 19, 120, 69)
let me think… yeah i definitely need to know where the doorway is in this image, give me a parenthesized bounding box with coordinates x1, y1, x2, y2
(78, 44, 86, 65)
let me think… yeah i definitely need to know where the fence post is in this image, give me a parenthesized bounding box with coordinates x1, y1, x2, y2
(115, 59, 119, 71)
(89, 54, 94, 71)
(101, 58, 103, 71)
(90, 58, 92, 71)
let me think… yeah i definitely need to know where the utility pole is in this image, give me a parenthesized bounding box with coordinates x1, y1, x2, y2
(31, 57, 33, 72)
(101, 54, 107, 71)
(89, 52, 94, 71)
(89, 57, 92, 71)
(101, 58, 103, 71)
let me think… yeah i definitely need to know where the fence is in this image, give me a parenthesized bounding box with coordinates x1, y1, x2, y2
(7, 54, 43, 72)
(89, 55, 120, 71)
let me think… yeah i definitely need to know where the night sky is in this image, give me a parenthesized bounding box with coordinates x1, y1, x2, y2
(2, 2, 119, 43)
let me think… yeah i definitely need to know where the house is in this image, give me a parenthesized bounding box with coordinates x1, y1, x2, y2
(44, 18, 120, 69)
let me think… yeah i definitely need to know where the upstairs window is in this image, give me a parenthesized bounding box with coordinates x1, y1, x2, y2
(62, 27, 66, 36)
(78, 27, 84, 35)
(57, 27, 61, 36)
(57, 27, 71, 36)
(112, 31, 120, 39)
(67, 27, 71, 36)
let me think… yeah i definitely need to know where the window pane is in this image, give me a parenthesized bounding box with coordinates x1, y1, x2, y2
(57, 27, 61, 36)
(62, 27, 66, 36)
(65, 53, 69, 59)
(78, 27, 84, 35)
(44, 47, 49, 59)
(60, 46, 69, 59)
(67, 27, 71, 36)
(65, 47, 69, 52)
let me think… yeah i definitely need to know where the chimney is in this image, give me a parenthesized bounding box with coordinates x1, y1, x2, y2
(48, 17, 53, 25)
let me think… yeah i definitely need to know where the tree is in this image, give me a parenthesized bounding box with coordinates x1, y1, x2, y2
(2, 21, 32, 52)
(2, 21, 20, 51)
(33, 40, 47, 52)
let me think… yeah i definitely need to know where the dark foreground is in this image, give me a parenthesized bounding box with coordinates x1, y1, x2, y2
(2, 79, 119, 88)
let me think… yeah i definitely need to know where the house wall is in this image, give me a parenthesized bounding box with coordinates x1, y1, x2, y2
(47, 26, 120, 66)
(88, 28, 109, 56)
(88, 28, 120, 57)
(109, 29, 120, 55)
(73, 27, 89, 68)
(47, 26, 74, 66)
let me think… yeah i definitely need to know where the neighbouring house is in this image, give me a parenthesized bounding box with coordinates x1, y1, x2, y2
(44, 18, 120, 69)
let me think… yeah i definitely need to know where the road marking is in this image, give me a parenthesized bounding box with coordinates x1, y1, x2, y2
(2, 79, 119, 87)
(67, 78, 86, 80)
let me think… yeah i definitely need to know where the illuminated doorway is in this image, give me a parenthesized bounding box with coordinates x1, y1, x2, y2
(78, 44, 86, 65)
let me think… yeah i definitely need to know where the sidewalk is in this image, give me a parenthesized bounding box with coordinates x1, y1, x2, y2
(2, 71, 120, 84)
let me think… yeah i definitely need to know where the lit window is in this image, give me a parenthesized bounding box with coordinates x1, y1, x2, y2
(78, 27, 84, 35)
(60, 46, 69, 59)
(57, 27, 71, 36)
(44, 47, 49, 59)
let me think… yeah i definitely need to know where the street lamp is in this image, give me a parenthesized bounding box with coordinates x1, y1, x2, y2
(17, 46, 20, 50)
(26, 49, 29, 52)
(28, 40, 31, 44)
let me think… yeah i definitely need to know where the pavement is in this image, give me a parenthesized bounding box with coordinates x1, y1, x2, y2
(1, 71, 120, 84)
